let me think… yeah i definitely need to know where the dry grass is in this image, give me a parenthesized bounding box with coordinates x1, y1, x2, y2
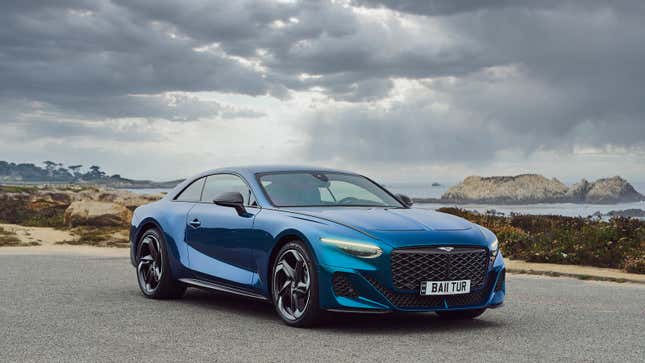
(58, 226, 129, 248)
(0, 226, 39, 246)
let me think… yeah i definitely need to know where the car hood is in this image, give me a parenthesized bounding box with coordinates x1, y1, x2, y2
(283, 207, 474, 232)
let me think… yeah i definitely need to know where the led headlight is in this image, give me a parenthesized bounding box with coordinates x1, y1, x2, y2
(320, 237, 383, 259)
(490, 238, 499, 264)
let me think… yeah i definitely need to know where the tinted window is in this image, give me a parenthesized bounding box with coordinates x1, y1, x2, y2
(175, 177, 205, 202)
(258, 172, 403, 207)
(201, 174, 255, 205)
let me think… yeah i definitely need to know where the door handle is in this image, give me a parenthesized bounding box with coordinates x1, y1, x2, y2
(189, 219, 201, 228)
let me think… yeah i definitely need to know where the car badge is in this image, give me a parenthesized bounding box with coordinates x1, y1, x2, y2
(437, 247, 454, 252)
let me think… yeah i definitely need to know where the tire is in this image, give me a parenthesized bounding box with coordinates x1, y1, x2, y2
(135, 228, 186, 299)
(271, 240, 321, 327)
(436, 308, 486, 320)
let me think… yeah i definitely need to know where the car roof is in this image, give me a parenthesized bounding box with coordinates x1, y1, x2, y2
(201, 165, 359, 176)
(167, 165, 362, 203)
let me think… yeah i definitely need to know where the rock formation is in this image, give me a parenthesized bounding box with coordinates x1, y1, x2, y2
(442, 175, 644, 204)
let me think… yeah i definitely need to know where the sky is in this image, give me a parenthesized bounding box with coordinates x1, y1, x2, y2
(1, 0, 644, 183)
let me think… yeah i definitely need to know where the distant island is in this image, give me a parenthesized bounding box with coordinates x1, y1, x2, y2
(0, 161, 182, 189)
(414, 174, 644, 204)
(431, 182, 442, 187)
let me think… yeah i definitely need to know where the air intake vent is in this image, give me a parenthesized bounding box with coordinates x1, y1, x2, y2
(495, 269, 505, 292)
(332, 273, 359, 298)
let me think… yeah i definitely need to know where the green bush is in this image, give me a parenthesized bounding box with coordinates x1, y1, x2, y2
(437, 208, 645, 273)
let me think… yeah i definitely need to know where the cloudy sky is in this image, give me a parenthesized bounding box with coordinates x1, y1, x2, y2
(1, 0, 644, 183)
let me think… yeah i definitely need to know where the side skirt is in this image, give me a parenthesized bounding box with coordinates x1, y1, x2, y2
(179, 278, 269, 302)
(325, 308, 391, 314)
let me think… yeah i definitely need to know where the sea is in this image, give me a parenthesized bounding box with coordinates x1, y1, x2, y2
(126, 181, 645, 218)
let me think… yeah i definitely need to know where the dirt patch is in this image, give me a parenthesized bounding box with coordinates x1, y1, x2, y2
(59, 226, 129, 248)
(0, 223, 75, 246)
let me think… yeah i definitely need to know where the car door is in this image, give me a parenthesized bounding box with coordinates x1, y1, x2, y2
(185, 173, 258, 287)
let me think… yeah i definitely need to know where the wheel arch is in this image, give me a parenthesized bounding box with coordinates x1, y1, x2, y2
(266, 229, 318, 296)
(131, 217, 164, 266)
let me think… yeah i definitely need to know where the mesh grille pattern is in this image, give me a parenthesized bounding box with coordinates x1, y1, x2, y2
(332, 273, 359, 298)
(365, 273, 493, 309)
(364, 275, 443, 308)
(391, 247, 488, 290)
(495, 269, 505, 292)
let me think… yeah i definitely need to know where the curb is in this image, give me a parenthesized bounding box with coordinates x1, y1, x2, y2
(505, 260, 644, 284)
(506, 268, 642, 284)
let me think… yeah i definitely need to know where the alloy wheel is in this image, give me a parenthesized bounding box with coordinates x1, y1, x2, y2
(273, 248, 311, 321)
(137, 234, 163, 294)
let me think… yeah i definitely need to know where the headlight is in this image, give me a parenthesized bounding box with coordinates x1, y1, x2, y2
(320, 237, 383, 259)
(490, 238, 499, 264)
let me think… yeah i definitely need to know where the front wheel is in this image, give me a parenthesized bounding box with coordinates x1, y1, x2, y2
(135, 228, 186, 299)
(271, 240, 322, 327)
(436, 308, 486, 320)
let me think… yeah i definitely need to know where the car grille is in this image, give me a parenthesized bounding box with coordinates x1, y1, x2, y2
(364, 272, 495, 309)
(332, 273, 359, 298)
(391, 246, 489, 290)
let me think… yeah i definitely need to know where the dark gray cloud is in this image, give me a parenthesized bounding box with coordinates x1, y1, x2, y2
(0, 0, 644, 174)
(352, 0, 563, 16)
(0, 0, 498, 119)
(305, 0, 645, 164)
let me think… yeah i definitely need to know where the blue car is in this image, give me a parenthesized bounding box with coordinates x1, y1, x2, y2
(130, 166, 505, 327)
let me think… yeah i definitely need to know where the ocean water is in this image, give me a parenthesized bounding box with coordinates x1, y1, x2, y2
(126, 188, 172, 195)
(127, 181, 645, 218)
(387, 181, 645, 218)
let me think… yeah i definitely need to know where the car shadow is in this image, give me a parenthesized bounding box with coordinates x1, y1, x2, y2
(177, 288, 504, 333)
(178, 287, 276, 318)
(318, 311, 503, 334)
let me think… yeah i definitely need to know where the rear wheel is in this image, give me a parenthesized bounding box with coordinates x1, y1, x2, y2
(271, 240, 321, 327)
(136, 228, 186, 299)
(436, 308, 486, 320)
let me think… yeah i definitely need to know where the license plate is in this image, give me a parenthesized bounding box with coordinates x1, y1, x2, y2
(420, 280, 471, 295)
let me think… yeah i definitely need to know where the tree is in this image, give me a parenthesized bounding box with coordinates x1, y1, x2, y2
(68, 165, 83, 179)
(87, 165, 106, 180)
(43, 161, 56, 177)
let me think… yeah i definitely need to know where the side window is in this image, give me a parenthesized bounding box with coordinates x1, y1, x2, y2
(175, 177, 205, 202)
(201, 174, 255, 206)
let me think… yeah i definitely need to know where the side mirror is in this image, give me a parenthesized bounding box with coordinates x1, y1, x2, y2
(213, 192, 247, 216)
(396, 193, 414, 207)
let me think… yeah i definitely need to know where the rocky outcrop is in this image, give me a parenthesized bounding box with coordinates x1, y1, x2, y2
(64, 201, 132, 227)
(565, 179, 591, 202)
(584, 176, 643, 203)
(28, 190, 74, 210)
(96, 190, 163, 210)
(442, 174, 569, 203)
(606, 209, 645, 218)
(442, 175, 644, 204)
(0, 185, 163, 227)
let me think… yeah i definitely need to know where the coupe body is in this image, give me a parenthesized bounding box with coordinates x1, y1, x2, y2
(130, 166, 506, 326)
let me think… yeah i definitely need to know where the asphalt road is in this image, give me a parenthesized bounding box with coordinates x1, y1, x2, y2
(1, 253, 643, 362)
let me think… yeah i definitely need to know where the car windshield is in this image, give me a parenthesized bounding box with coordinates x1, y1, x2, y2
(258, 172, 404, 208)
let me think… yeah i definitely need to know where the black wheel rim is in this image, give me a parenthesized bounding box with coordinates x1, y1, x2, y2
(137, 234, 162, 294)
(273, 248, 311, 321)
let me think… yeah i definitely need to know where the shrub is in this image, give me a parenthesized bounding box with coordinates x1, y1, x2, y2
(437, 208, 645, 273)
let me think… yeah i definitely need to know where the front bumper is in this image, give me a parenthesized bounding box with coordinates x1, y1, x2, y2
(317, 253, 506, 313)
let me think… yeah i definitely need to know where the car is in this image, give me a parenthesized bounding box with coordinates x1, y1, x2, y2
(130, 166, 506, 327)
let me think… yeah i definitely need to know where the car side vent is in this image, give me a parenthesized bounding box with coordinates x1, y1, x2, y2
(495, 269, 505, 292)
(332, 273, 359, 298)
